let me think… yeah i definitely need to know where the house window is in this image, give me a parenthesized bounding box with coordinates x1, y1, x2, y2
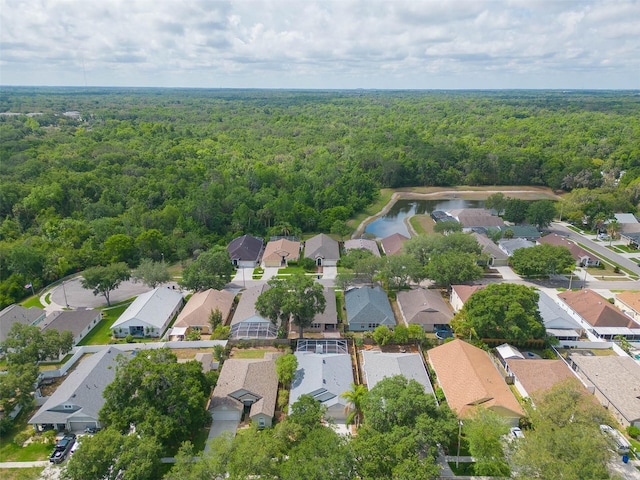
(368, 323, 379, 329)
(258, 417, 266, 428)
(310, 323, 320, 329)
(64, 404, 73, 410)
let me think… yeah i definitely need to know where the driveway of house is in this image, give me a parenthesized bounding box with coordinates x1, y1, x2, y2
(204, 420, 239, 452)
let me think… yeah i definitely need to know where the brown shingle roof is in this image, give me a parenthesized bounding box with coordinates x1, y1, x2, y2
(397, 288, 453, 328)
(537, 234, 594, 263)
(174, 289, 235, 329)
(449, 209, 505, 228)
(506, 359, 577, 396)
(557, 289, 638, 328)
(616, 291, 640, 315)
(210, 358, 278, 419)
(451, 285, 486, 305)
(262, 239, 300, 264)
(380, 233, 409, 256)
(427, 339, 524, 419)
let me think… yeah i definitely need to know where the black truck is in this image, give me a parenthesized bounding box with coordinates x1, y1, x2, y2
(49, 433, 76, 464)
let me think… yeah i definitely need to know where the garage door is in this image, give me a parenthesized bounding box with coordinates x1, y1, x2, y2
(69, 421, 97, 432)
(212, 409, 241, 422)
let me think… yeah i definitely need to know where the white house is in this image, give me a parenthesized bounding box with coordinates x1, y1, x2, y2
(111, 287, 183, 338)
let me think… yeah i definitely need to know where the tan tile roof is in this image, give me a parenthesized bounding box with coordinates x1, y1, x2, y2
(427, 339, 524, 419)
(616, 291, 640, 314)
(380, 233, 409, 256)
(449, 209, 504, 228)
(397, 288, 453, 328)
(558, 289, 638, 328)
(506, 359, 577, 396)
(451, 285, 486, 305)
(210, 358, 278, 419)
(262, 239, 301, 264)
(174, 289, 235, 329)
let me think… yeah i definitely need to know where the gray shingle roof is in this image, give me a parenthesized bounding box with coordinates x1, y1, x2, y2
(29, 348, 128, 426)
(537, 291, 582, 331)
(289, 352, 353, 411)
(41, 310, 100, 339)
(345, 286, 395, 328)
(397, 288, 452, 329)
(227, 235, 263, 262)
(304, 234, 340, 262)
(344, 239, 381, 257)
(0, 305, 45, 342)
(498, 238, 535, 256)
(361, 350, 434, 395)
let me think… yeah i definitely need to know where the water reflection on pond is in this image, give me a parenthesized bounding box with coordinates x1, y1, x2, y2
(365, 199, 485, 238)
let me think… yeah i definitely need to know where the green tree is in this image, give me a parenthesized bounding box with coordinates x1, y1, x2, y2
(526, 200, 557, 229)
(288, 394, 327, 429)
(485, 192, 507, 215)
(100, 348, 210, 446)
(433, 219, 462, 234)
(378, 253, 425, 290)
(135, 229, 167, 262)
(131, 258, 171, 288)
(425, 251, 483, 287)
(341, 382, 368, 428)
(275, 354, 298, 386)
(606, 219, 621, 245)
(335, 271, 356, 291)
(372, 325, 394, 346)
(465, 408, 510, 476)
(103, 234, 137, 266)
(2, 323, 73, 364)
(209, 307, 223, 330)
(63, 427, 162, 480)
(180, 246, 234, 291)
(512, 380, 612, 480)
(80, 262, 131, 307)
(255, 274, 326, 338)
(451, 283, 545, 343)
(503, 198, 529, 223)
(510, 244, 575, 277)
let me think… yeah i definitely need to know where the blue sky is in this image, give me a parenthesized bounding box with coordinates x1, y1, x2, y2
(1, 0, 639, 89)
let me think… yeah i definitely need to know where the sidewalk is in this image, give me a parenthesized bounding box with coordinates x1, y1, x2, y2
(0, 461, 48, 468)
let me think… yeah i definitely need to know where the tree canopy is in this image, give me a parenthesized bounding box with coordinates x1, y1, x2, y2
(451, 283, 546, 343)
(179, 246, 234, 291)
(80, 262, 131, 306)
(510, 244, 576, 277)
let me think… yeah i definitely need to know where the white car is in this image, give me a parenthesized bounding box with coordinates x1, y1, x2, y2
(510, 427, 525, 439)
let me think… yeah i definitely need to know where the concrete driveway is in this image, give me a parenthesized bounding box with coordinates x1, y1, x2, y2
(204, 420, 238, 452)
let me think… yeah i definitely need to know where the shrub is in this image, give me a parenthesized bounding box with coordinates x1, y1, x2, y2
(14, 431, 31, 446)
(125, 334, 134, 343)
(277, 388, 289, 410)
(628, 425, 640, 439)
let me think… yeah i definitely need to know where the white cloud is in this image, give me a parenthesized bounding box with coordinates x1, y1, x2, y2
(0, 0, 638, 88)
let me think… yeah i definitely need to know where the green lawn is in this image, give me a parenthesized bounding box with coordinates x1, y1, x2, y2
(0, 410, 53, 462)
(348, 188, 394, 230)
(78, 302, 132, 345)
(0, 467, 45, 480)
(231, 349, 271, 359)
(20, 295, 44, 309)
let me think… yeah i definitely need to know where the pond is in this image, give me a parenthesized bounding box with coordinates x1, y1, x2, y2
(364, 198, 485, 238)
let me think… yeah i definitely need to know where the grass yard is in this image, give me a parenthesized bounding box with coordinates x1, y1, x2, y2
(348, 188, 394, 230)
(78, 302, 132, 345)
(410, 214, 436, 235)
(0, 409, 53, 463)
(230, 348, 272, 359)
(20, 295, 44, 309)
(0, 467, 45, 480)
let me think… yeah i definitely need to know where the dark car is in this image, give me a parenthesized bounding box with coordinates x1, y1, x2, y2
(49, 433, 76, 464)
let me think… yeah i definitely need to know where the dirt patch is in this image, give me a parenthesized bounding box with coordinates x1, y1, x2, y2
(171, 348, 214, 360)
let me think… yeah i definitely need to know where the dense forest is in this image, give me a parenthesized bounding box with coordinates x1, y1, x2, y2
(1, 88, 639, 307)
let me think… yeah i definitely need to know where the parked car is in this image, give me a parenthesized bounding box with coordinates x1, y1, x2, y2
(49, 433, 76, 464)
(510, 427, 525, 439)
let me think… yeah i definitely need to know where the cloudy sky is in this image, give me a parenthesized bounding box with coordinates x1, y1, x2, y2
(1, 0, 639, 89)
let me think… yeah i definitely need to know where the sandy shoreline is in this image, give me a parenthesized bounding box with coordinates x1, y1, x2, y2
(353, 186, 561, 238)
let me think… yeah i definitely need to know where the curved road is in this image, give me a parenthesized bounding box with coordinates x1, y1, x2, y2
(547, 222, 640, 278)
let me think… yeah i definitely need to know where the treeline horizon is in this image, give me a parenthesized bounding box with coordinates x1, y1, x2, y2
(1, 88, 638, 307)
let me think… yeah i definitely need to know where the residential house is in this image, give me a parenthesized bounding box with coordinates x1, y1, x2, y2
(230, 284, 277, 339)
(289, 288, 337, 335)
(615, 291, 640, 323)
(40, 309, 101, 346)
(172, 289, 235, 338)
(289, 352, 354, 422)
(557, 289, 640, 340)
(380, 233, 409, 256)
(227, 235, 264, 267)
(361, 350, 435, 396)
(343, 238, 381, 257)
(471, 233, 509, 267)
(427, 339, 524, 425)
(498, 238, 535, 256)
(397, 288, 453, 332)
(29, 347, 128, 432)
(505, 358, 578, 399)
(210, 356, 278, 428)
(345, 286, 395, 331)
(111, 287, 183, 338)
(304, 234, 340, 267)
(448, 208, 505, 229)
(615, 214, 640, 247)
(538, 291, 583, 341)
(568, 354, 640, 428)
(262, 238, 300, 268)
(450, 285, 486, 313)
(537, 233, 600, 267)
(0, 304, 45, 344)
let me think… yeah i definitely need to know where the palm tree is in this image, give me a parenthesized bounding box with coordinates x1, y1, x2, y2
(606, 219, 620, 246)
(341, 383, 367, 429)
